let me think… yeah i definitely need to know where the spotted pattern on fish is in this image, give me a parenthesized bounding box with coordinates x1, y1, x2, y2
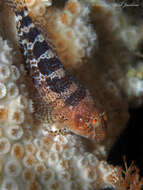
(6, 0, 107, 141)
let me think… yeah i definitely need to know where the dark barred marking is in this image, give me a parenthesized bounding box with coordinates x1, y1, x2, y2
(30, 66, 40, 77)
(65, 85, 86, 106)
(27, 27, 40, 43)
(26, 52, 34, 62)
(33, 41, 49, 59)
(20, 15, 32, 27)
(38, 58, 63, 76)
(22, 27, 40, 43)
(46, 74, 73, 93)
(16, 10, 25, 16)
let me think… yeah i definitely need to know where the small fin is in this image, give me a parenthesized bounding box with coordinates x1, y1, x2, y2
(32, 95, 56, 124)
(5, 0, 27, 12)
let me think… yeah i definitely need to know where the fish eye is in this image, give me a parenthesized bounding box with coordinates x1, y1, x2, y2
(93, 118, 98, 124)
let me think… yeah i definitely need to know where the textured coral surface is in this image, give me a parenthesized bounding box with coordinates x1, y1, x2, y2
(0, 0, 143, 190)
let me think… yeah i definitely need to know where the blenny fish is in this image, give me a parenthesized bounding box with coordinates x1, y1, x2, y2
(6, 0, 107, 141)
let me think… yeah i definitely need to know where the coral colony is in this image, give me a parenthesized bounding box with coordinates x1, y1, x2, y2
(0, 0, 142, 190)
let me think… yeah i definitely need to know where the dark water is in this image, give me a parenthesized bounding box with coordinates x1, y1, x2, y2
(108, 105, 143, 176)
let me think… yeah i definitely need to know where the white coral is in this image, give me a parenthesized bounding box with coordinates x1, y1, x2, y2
(4, 159, 22, 177)
(0, 137, 11, 155)
(1, 177, 18, 190)
(0, 82, 7, 99)
(26, 0, 52, 15)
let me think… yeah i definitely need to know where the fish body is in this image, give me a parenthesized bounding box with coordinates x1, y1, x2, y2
(6, 0, 107, 141)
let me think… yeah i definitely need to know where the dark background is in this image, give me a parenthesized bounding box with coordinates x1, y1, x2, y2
(108, 106, 143, 176)
(54, 0, 143, 177)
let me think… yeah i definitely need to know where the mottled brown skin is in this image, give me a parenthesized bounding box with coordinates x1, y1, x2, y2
(6, 0, 108, 141)
(54, 98, 107, 141)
